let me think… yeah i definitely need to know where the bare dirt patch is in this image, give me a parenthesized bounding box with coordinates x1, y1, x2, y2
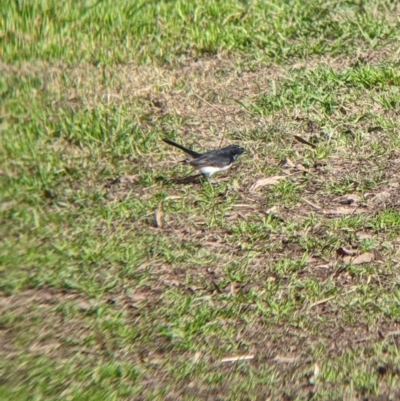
(0, 288, 92, 359)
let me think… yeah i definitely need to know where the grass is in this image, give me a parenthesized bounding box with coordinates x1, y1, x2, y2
(2, 0, 400, 400)
(1, 0, 399, 64)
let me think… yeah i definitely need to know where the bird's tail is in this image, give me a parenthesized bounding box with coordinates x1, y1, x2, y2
(162, 138, 201, 158)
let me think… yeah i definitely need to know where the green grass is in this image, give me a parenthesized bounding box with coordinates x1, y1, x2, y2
(2, 0, 400, 400)
(1, 0, 399, 64)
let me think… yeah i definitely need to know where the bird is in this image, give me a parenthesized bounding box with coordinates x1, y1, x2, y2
(162, 138, 245, 177)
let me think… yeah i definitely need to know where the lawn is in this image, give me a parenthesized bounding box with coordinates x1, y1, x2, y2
(1, 0, 400, 400)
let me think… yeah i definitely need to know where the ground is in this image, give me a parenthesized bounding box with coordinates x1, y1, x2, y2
(1, 1, 400, 400)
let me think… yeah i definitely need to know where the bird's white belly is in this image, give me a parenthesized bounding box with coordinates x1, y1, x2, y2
(198, 165, 231, 176)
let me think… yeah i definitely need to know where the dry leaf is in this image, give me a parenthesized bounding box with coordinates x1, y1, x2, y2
(315, 264, 331, 269)
(372, 191, 391, 203)
(250, 176, 286, 191)
(148, 352, 164, 364)
(154, 208, 163, 228)
(230, 282, 237, 296)
(203, 241, 225, 248)
(225, 212, 240, 221)
(356, 231, 373, 240)
(302, 198, 322, 210)
(232, 204, 255, 208)
(325, 207, 362, 215)
(280, 157, 295, 168)
(128, 292, 147, 302)
(274, 355, 300, 363)
(193, 351, 202, 363)
(310, 363, 320, 384)
(309, 296, 335, 309)
(342, 252, 374, 265)
(0, 201, 16, 211)
(295, 163, 308, 172)
(264, 206, 278, 215)
(221, 354, 254, 363)
(78, 301, 91, 311)
(29, 341, 61, 353)
(314, 363, 320, 378)
(373, 249, 384, 262)
(306, 256, 318, 264)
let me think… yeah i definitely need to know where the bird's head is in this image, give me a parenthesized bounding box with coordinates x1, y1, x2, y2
(225, 145, 246, 159)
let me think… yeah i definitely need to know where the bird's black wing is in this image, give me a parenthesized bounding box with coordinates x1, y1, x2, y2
(187, 153, 232, 168)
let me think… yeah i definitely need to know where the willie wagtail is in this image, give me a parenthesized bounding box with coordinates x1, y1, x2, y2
(162, 138, 245, 177)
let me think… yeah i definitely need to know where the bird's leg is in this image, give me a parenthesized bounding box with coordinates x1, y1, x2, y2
(201, 174, 218, 190)
(201, 173, 212, 182)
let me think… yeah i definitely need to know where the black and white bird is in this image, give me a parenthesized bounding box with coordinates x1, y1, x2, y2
(162, 138, 245, 178)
